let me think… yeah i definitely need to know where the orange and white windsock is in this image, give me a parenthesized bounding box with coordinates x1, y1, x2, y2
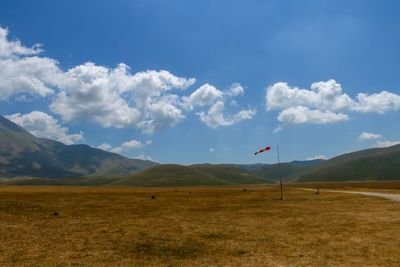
(254, 146, 271, 155)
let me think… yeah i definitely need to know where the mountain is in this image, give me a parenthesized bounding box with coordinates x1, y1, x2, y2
(0, 115, 157, 178)
(2, 114, 399, 183)
(233, 159, 324, 181)
(289, 159, 325, 167)
(234, 146, 400, 182)
(108, 164, 270, 186)
(0, 164, 270, 186)
(297, 145, 400, 182)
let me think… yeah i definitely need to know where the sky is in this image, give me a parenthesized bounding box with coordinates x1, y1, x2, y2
(0, 0, 399, 164)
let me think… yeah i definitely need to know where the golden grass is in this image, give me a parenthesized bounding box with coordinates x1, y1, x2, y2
(289, 181, 400, 193)
(0, 184, 399, 266)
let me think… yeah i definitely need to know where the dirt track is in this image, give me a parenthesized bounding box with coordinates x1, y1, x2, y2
(299, 188, 400, 202)
(326, 190, 400, 202)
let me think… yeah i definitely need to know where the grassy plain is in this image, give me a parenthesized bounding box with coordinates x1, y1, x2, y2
(0, 184, 399, 266)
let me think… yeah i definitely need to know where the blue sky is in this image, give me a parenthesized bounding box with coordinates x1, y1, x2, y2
(0, 0, 399, 164)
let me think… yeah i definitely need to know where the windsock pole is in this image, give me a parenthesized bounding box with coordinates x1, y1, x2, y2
(277, 145, 283, 200)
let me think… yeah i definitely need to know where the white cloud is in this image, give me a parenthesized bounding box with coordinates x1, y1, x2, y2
(97, 143, 153, 161)
(359, 132, 383, 141)
(0, 27, 195, 134)
(306, 155, 327, 160)
(187, 83, 255, 128)
(97, 139, 153, 155)
(111, 140, 143, 154)
(0, 27, 256, 132)
(183, 83, 223, 109)
(375, 140, 400, 148)
(277, 106, 349, 124)
(266, 79, 400, 125)
(225, 83, 244, 97)
(209, 147, 214, 152)
(135, 154, 153, 161)
(97, 143, 112, 151)
(0, 27, 42, 58)
(356, 132, 400, 148)
(354, 91, 400, 114)
(273, 125, 283, 133)
(0, 57, 63, 100)
(197, 101, 256, 128)
(5, 111, 83, 145)
(138, 95, 185, 134)
(0, 27, 62, 100)
(266, 80, 354, 112)
(50, 62, 194, 134)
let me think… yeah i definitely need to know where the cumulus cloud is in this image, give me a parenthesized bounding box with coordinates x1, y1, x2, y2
(183, 83, 223, 109)
(111, 140, 143, 154)
(0, 26, 195, 133)
(357, 131, 399, 148)
(354, 91, 400, 114)
(359, 132, 383, 141)
(97, 143, 112, 151)
(189, 82, 256, 128)
(5, 111, 83, 144)
(225, 83, 244, 97)
(138, 95, 185, 134)
(97, 143, 153, 160)
(306, 155, 327, 160)
(375, 140, 400, 148)
(0, 26, 256, 132)
(197, 101, 256, 128)
(0, 27, 62, 100)
(266, 79, 400, 125)
(50, 63, 194, 134)
(277, 106, 348, 124)
(0, 27, 42, 58)
(97, 139, 153, 155)
(266, 80, 354, 112)
(0, 57, 62, 100)
(135, 154, 153, 161)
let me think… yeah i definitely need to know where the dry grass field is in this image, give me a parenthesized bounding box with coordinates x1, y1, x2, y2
(0, 184, 399, 266)
(289, 181, 400, 194)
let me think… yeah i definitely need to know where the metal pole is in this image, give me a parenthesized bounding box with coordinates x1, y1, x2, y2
(277, 145, 283, 200)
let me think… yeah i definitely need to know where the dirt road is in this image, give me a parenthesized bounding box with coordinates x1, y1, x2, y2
(327, 190, 400, 202)
(300, 188, 400, 202)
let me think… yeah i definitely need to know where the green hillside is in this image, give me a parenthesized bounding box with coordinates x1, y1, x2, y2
(233, 160, 323, 181)
(192, 164, 269, 184)
(2, 114, 400, 184)
(298, 145, 400, 182)
(0, 115, 157, 178)
(108, 164, 270, 186)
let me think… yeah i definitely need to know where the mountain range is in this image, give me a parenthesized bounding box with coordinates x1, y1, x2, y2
(235, 145, 400, 182)
(0, 115, 157, 178)
(0, 114, 399, 185)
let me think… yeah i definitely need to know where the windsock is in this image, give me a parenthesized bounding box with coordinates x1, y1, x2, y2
(254, 146, 271, 155)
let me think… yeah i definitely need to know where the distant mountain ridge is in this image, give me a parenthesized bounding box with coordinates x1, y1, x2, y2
(297, 145, 400, 182)
(232, 159, 324, 181)
(234, 146, 400, 182)
(1, 114, 399, 184)
(1, 164, 271, 186)
(108, 164, 270, 186)
(0, 115, 157, 178)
